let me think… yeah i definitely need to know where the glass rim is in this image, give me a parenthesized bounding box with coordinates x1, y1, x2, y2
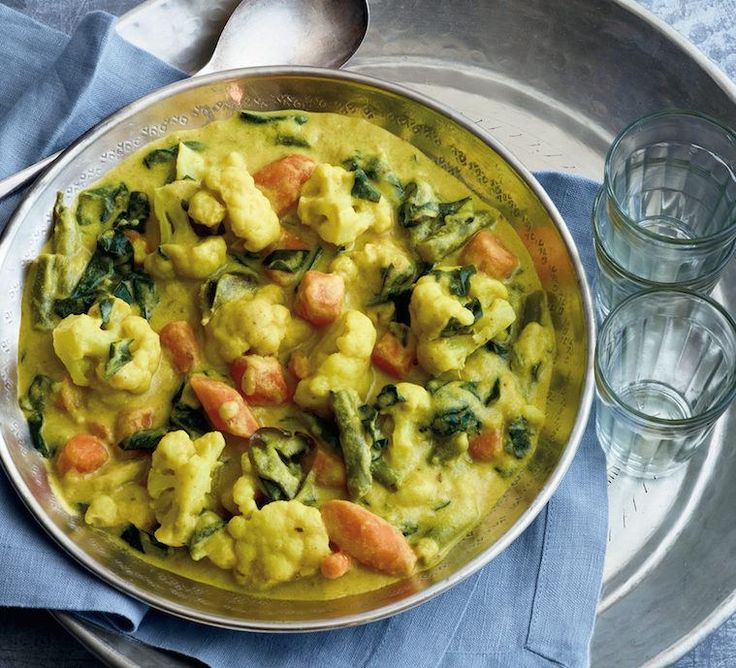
(591, 187, 736, 288)
(595, 287, 736, 428)
(604, 109, 736, 247)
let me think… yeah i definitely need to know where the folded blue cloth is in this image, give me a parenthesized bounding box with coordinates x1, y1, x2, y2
(0, 6, 608, 667)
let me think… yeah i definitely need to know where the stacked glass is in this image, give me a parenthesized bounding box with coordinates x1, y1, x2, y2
(593, 111, 736, 477)
(593, 111, 736, 321)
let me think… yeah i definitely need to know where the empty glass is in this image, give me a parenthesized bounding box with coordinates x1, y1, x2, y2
(602, 110, 736, 283)
(592, 186, 735, 320)
(595, 289, 736, 478)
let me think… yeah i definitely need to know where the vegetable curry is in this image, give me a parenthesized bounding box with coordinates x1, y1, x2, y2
(17, 110, 555, 598)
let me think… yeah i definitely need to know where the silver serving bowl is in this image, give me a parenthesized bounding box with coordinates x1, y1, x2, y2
(0, 68, 594, 630)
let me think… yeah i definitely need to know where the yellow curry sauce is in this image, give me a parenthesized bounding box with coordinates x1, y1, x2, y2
(17, 110, 555, 599)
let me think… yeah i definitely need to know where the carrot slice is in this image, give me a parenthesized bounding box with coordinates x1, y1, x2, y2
(288, 351, 311, 380)
(320, 500, 417, 576)
(469, 428, 503, 462)
(320, 551, 353, 579)
(229, 355, 290, 405)
(159, 321, 199, 373)
(312, 448, 347, 489)
(371, 332, 416, 379)
(189, 375, 259, 438)
(461, 230, 518, 279)
(294, 271, 345, 327)
(57, 434, 109, 475)
(253, 154, 317, 215)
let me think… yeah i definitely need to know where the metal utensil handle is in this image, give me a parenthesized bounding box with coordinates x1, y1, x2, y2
(0, 152, 60, 200)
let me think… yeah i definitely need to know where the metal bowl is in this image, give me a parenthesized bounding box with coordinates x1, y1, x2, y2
(0, 68, 594, 630)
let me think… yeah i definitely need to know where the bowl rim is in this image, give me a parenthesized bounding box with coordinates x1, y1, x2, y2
(0, 65, 595, 631)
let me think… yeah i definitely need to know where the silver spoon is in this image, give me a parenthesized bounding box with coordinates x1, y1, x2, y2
(0, 0, 369, 200)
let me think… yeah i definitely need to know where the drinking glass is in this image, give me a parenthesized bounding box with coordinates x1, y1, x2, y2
(592, 186, 735, 320)
(602, 110, 736, 283)
(595, 289, 736, 477)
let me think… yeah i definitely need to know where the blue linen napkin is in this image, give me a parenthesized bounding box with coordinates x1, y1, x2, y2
(0, 6, 608, 667)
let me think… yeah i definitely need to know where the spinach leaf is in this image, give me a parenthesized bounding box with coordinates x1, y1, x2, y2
(53, 226, 157, 321)
(437, 197, 471, 218)
(416, 208, 493, 263)
(76, 183, 129, 226)
(105, 339, 134, 378)
(125, 191, 150, 225)
(263, 249, 310, 274)
(371, 263, 417, 304)
(486, 378, 501, 405)
(239, 111, 289, 124)
(399, 181, 440, 228)
(131, 271, 157, 320)
(506, 417, 532, 458)
(169, 384, 210, 438)
(275, 134, 310, 148)
(431, 266, 476, 297)
(97, 228, 133, 262)
(300, 412, 342, 454)
(351, 168, 381, 202)
(99, 298, 114, 326)
(358, 403, 399, 490)
(429, 405, 481, 437)
(387, 322, 411, 346)
(19, 375, 55, 457)
(63, 253, 115, 306)
(375, 384, 404, 409)
(343, 153, 404, 200)
(189, 516, 227, 549)
(118, 428, 167, 451)
(143, 140, 206, 169)
(120, 525, 171, 556)
(440, 298, 483, 337)
(249, 428, 312, 502)
(485, 340, 510, 361)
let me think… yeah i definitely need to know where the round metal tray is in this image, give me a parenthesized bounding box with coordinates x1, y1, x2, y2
(53, 0, 736, 664)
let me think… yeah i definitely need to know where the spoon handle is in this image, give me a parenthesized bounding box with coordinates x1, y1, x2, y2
(0, 152, 59, 200)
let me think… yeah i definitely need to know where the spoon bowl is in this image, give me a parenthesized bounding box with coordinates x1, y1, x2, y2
(199, 0, 369, 73)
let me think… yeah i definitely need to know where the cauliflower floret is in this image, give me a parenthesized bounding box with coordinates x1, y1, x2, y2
(60, 459, 148, 506)
(294, 310, 376, 413)
(147, 430, 225, 547)
(52, 298, 161, 394)
(227, 500, 330, 589)
(188, 190, 226, 227)
(410, 269, 516, 375)
(207, 284, 291, 362)
(231, 453, 259, 518)
(330, 241, 414, 307)
(298, 164, 393, 246)
(145, 179, 227, 279)
(189, 510, 236, 570)
(84, 482, 155, 530)
(205, 152, 280, 251)
(382, 383, 433, 482)
(159, 236, 227, 279)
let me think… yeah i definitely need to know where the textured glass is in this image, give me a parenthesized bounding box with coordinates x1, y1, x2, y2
(595, 289, 736, 477)
(603, 111, 736, 283)
(592, 187, 733, 320)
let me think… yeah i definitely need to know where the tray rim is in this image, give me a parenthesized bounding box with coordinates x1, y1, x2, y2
(52, 0, 736, 663)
